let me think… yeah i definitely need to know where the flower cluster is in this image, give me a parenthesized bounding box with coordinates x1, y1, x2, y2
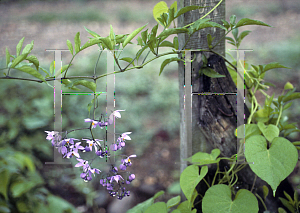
(45, 110, 136, 199)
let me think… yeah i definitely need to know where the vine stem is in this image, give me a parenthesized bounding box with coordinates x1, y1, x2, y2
(276, 105, 283, 127)
(250, 174, 257, 193)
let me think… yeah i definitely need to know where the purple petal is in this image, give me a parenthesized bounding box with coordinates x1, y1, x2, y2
(120, 164, 126, 170)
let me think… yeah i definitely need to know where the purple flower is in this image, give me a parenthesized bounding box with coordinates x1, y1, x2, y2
(84, 118, 99, 128)
(110, 175, 124, 183)
(128, 174, 135, 182)
(82, 139, 102, 152)
(120, 164, 127, 171)
(88, 167, 101, 176)
(111, 110, 125, 119)
(120, 155, 136, 170)
(120, 132, 132, 141)
(45, 131, 62, 146)
(100, 178, 108, 186)
(58, 146, 68, 155)
(80, 172, 93, 182)
(75, 158, 90, 172)
(110, 144, 118, 151)
(45, 131, 59, 141)
(98, 121, 109, 129)
(66, 142, 84, 158)
(61, 138, 77, 146)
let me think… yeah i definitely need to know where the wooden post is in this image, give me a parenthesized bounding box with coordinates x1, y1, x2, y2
(178, 0, 226, 183)
(177, 1, 286, 211)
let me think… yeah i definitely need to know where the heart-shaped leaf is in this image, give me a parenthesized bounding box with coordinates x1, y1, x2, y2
(185, 149, 220, 165)
(202, 184, 259, 213)
(236, 124, 261, 139)
(180, 165, 208, 203)
(245, 135, 298, 196)
(257, 122, 279, 142)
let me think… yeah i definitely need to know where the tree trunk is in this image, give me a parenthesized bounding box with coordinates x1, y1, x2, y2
(177, 0, 286, 212)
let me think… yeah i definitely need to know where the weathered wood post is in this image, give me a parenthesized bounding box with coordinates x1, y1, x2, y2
(177, 1, 286, 211)
(177, 0, 226, 183)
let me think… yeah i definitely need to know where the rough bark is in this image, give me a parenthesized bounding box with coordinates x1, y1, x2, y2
(178, 0, 289, 212)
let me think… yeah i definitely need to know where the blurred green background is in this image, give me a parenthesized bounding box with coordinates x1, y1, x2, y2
(0, 0, 299, 212)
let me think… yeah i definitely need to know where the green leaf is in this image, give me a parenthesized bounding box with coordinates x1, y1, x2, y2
(262, 185, 269, 200)
(278, 197, 295, 213)
(230, 15, 237, 26)
(257, 122, 279, 142)
(141, 29, 148, 44)
(137, 36, 143, 46)
(237, 30, 251, 48)
(177, 200, 197, 213)
(278, 207, 288, 213)
(180, 165, 208, 202)
(35, 194, 80, 213)
(206, 33, 214, 47)
(294, 190, 299, 204)
(153, 190, 165, 199)
(236, 124, 262, 140)
(56, 64, 72, 76)
(175, 5, 208, 19)
(0, 170, 10, 200)
(283, 191, 294, 205)
(263, 62, 291, 73)
(173, 36, 179, 49)
(149, 24, 159, 41)
(170, 1, 177, 13)
(202, 67, 225, 78)
(123, 23, 148, 48)
(235, 18, 272, 28)
(126, 191, 164, 213)
(5, 48, 11, 67)
(119, 57, 135, 66)
(145, 202, 167, 213)
(10, 53, 28, 68)
(189, 19, 227, 35)
(202, 184, 259, 213)
(167, 7, 176, 28)
(157, 14, 168, 27)
(74, 32, 81, 54)
(80, 38, 104, 51)
(185, 149, 220, 165)
(158, 28, 189, 39)
(283, 92, 300, 103)
(84, 26, 100, 38)
(49, 60, 55, 76)
(15, 154, 35, 172)
(225, 37, 235, 43)
(221, 19, 230, 30)
(72, 80, 96, 92)
(16, 37, 25, 57)
(66, 39, 73, 55)
(21, 40, 34, 55)
(159, 57, 182, 76)
(159, 40, 174, 48)
(11, 175, 43, 198)
(245, 136, 298, 196)
(153, 1, 169, 25)
(109, 25, 116, 47)
(232, 28, 238, 41)
(15, 65, 46, 82)
(26, 55, 39, 70)
(166, 196, 181, 209)
(99, 37, 113, 50)
(39, 66, 50, 76)
(284, 82, 294, 90)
